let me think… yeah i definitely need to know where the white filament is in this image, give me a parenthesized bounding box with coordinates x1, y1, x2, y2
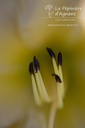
(31, 74, 42, 106)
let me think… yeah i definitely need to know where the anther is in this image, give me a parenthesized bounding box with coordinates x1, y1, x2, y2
(33, 56, 40, 72)
(46, 47, 59, 74)
(52, 74, 62, 83)
(46, 47, 56, 59)
(58, 52, 62, 66)
(29, 62, 34, 75)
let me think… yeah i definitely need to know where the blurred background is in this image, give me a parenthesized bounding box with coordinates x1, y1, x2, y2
(0, 0, 85, 128)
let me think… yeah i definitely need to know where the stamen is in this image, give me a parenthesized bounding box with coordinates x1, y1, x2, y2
(33, 56, 51, 103)
(52, 74, 63, 109)
(46, 47, 59, 75)
(58, 52, 65, 98)
(29, 62, 42, 106)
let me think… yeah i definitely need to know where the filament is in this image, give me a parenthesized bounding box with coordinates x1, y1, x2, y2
(58, 65, 65, 98)
(48, 102, 57, 128)
(31, 74, 42, 106)
(38, 70, 51, 103)
(52, 57, 59, 75)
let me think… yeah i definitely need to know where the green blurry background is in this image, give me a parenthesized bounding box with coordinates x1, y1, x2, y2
(0, 0, 85, 128)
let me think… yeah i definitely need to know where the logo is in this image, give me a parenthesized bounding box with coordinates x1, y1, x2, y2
(45, 4, 54, 18)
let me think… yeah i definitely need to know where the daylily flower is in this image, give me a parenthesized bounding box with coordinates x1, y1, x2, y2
(0, 1, 85, 128)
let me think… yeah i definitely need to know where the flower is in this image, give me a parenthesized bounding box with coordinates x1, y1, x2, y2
(0, 1, 85, 128)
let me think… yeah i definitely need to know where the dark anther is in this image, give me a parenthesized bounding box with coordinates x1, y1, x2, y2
(52, 74, 62, 83)
(46, 47, 56, 59)
(29, 62, 34, 75)
(33, 56, 40, 72)
(58, 52, 62, 66)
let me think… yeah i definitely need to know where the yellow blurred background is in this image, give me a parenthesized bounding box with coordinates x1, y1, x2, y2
(0, 0, 85, 128)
